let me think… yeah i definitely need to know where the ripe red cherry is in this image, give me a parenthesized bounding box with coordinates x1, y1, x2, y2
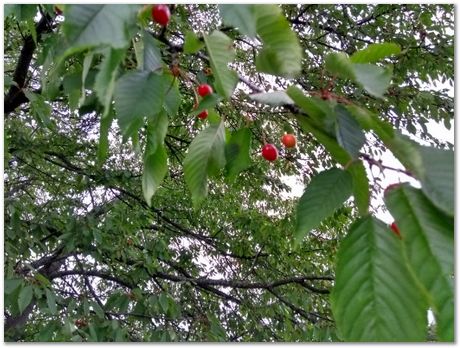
(262, 144, 278, 161)
(197, 84, 213, 97)
(152, 5, 170, 26)
(390, 222, 401, 238)
(281, 134, 296, 148)
(198, 110, 208, 119)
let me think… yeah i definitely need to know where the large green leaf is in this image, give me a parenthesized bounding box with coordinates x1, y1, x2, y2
(183, 121, 226, 207)
(384, 134, 454, 216)
(63, 4, 139, 55)
(353, 64, 393, 98)
(18, 285, 34, 315)
(417, 146, 454, 216)
(203, 31, 238, 100)
(286, 86, 336, 133)
(142, 145, 168, 207)
(5, 4, 37, 21)
(331, 216, 428, 341)
(345, 106, 453, 216)
(324, 53, 393, 98)
(295, 115, 351, 166)
(78, 52, 94, 106)
(325, 52, 355, 80)
(45, 288, 57, 315)
(164, 76, 181, 117)
(142, 31, 163, 72)
(335, 105, 366, 158)
(385, 185, 454, 341)
(94, 48, 125, 118)
(295, 168, 352, 242)
(219, 5, 257, 38)
(97, 111, 114, 165)
(4, 278, 24, 295)
(183, 31, 205, 54)
(142, 111, 169, 206)
(225, 127, 252, 182)
(114, 71, 168, 139)
(191, 94, 222, 116)
(347, 161, 370, 215)
(24, 91, 53, 129)
(255, 5, 302, 78)
(350, 43, 401, 63)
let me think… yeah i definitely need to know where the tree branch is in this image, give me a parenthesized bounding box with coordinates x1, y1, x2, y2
(4, 13, 54, 115)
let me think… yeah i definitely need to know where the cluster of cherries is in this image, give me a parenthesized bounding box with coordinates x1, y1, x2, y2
(196, 84, 213, 120)
(261, 134, 296, 162)
(151, 5, 401, 242)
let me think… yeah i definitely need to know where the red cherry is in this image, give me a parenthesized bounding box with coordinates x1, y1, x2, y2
(262, 144, 278, 161)
(198, 110, 208, 119)
(152, 5, 170, 27)
(197, 84, 213, 97)
(384, 183, 401, 196)
(281, 134, 296, 148)
(390, 222, 401, 238)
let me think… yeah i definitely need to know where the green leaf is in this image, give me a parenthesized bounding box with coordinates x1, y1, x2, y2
(331, 216, 428, 341)
(385, 185, 454, 341)
(286, 86, 336, 132)
(219, 5, 257, 38)
(24, 91, 53, 129)
(295, 168, 352, 242)
(384, 134, 454, 216)
(4, 278, 24, 295)
(347, 161, 370, 215)
(225, 127, 252, 181)
(419, 12, 433, 27)
(142, 145, 168, 206)
(325, 52, 355, 80)
(183, 31, 205, 54)
(295, 115, 351, 166)
(203, 31, 238, 99)
(142, 31, 163, 72)
(63, 4, 139, 55)
(335, 105, 366, 158)
(249, 91, 294, 106)
(34, 273, 51, 287)
(417, 146, 454, 217)
(325, 53, 393, 98)
(79, 52, 94, 106)
(97, 111, 114, 165)
(191, 94, 222, 116)
(159, 293, 169, 312)
(255, 5, 302, 78)
(345, 104, 394, 139)
(5, 4, 37, 21)
(164, 76, 181, 117)
(63, 71, 82, 111)
(114, 71, 168, 139)
(350, 43, 401, 63)
(353, 64, 393, 98)
(184, 121, 226, 207)
(146, 110, 169, 155)
(45, 289, 57, 315)
(94, 48, 125, 118)
(18, 285, 34, 314)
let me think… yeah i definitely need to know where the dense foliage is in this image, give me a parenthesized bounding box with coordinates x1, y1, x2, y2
(4, 4, 454, 342)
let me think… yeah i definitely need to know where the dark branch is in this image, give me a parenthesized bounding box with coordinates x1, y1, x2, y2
(4, 13, 54, 116)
